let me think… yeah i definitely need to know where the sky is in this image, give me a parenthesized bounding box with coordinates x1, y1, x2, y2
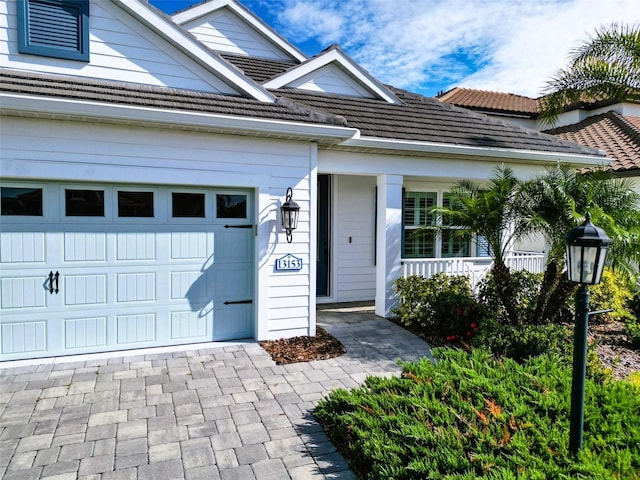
(149, 0, 640, 98)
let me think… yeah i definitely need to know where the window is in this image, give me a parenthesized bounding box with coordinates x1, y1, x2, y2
(118, 191, 154, 218)
(1, 187, 43, 216)
(17, 0, 89, 61)
(216, 194, 247, 219)
(65, 189, 104, 216)
(172, 193, 205, 218)
(441, 193, 470, 257)
(402, 191, 471, 259)
(403, 192, 436, 258)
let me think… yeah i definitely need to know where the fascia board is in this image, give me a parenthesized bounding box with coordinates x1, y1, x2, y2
(264, 50, 401, 104)
(172, 0, 307, 62)
(0, 93, 358, 142)
(340, 136, 610, 166)
(111, 0, 275, 103)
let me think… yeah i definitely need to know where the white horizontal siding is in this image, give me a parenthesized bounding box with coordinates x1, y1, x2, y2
(0, 115, 315, 341)
(333, 175, 376, 302)
(0, 1, 238, 93)
(182, 8, 292, 60)
(288, 64, 375, 98)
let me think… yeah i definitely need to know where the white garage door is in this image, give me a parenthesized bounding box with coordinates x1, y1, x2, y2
(0, 183, 254, 361)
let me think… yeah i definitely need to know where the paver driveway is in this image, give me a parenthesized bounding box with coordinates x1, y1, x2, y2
(0, 305, 433, 479)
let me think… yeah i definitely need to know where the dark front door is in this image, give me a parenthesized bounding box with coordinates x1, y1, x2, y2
(316, 174, 330, 296)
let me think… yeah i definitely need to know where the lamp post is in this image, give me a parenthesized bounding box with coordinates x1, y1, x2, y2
(564, 213, 612, 455)
(280, 187, 300, 244)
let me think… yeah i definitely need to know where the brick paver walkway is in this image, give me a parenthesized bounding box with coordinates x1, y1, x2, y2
(0, 305, 433, 479)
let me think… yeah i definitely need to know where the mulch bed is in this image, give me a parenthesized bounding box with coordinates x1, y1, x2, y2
(259, 326, 346, 365)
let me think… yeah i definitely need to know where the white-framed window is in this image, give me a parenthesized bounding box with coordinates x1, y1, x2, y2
(402, 190, 471, 258)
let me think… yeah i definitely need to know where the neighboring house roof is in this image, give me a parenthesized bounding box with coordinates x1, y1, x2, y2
(438, 87, 640, 173)
(274, 87, 602, 155)
(544, 112, 640, 173)
(437, 87, 539, 117)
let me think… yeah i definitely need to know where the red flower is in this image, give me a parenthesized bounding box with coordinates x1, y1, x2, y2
(456, 307, 462, 316)
(466, 331, 472, 337)
(470, 323, 477, 329)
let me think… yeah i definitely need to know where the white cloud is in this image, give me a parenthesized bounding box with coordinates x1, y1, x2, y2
(273, 0, 640, 97)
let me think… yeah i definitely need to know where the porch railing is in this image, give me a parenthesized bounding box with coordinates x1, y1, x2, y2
(401, 252, 545, 289)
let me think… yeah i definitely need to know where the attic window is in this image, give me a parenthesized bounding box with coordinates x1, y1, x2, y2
(17, 0, 89, 61)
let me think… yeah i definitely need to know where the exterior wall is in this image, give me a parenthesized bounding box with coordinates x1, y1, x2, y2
(0, 114, 316, 341)
(288, 64, 375, 98)
(180, 8, 292, 60)
(1, 0, 236, 92)
(331, 175, 377, 302)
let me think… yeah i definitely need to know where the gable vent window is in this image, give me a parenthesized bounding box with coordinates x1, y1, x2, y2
(17, 0, 89, 61)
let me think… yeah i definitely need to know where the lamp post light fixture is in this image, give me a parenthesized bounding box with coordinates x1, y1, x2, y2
(564, 213, 612, 455)
(280, 187, 300, 244)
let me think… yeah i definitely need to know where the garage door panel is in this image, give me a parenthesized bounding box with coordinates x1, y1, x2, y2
(117, 233, 156, 261)
(1, 276, 48, 309)
(64, 232, 107, 262)
(212, 265, 252, 299)
(1, 320, 47, 355)
(215, 229, 252, 262)
(1, 232, 46, 263)
(171, 232, 212, 260)
(117, 313, 157, 344)
(171, 311, 210, 340)
(64, 316, 108, 350)
(64, 274, 107, 306)
(116, 273, 156, 303)
(213, 304, 251, 341)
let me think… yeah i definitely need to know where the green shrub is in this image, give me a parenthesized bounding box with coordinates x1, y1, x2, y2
(626, 320, 640, 347)
(589, 269, 635, 322)
(478, 270, 545, 324)
(314, 348, 640, 480)
(394, 274, 489, 342)
(470, 318, 573, 363)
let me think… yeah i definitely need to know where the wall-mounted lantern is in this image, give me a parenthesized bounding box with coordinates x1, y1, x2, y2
(280, 187, 300, 243)
(564, 212, 612, 455)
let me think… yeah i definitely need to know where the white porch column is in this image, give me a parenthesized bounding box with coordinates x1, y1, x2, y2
(375, 174, 403, 317)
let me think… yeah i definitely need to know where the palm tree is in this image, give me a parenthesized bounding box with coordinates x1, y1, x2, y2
(522, 166, 640, 322)
(539, 23, 640, 125)
(428, 165, 534, 324)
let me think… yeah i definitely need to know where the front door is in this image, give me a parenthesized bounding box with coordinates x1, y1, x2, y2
(316, 174, 330, 296)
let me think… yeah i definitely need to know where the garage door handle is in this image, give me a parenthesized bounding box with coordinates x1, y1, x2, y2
(224, 224, 253, 229)
(223, 299, 253, 305)
(47, 271, 59, 294)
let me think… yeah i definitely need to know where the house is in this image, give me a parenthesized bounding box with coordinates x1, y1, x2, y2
(437, 88, 640, 192)
(0, 0, 607, 361)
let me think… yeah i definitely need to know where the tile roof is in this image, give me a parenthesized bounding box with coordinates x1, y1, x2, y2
(220, 54, 299, 83)
(544, 112, 640, 172)
(0, 68, 344, 126)
(0, 68, 604, 158)
(437, 87, 539, 117)
(274, 87, 603, 155)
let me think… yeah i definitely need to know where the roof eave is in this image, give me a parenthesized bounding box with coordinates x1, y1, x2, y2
(0, 93, 358, 144)
(339, 136, 610, 166)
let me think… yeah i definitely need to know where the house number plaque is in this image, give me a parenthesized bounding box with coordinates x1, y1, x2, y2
(275, 254, 302, 271)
